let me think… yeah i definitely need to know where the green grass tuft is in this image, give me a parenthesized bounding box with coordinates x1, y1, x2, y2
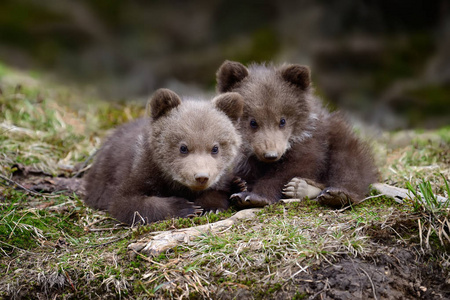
(405, 175, 450, 250)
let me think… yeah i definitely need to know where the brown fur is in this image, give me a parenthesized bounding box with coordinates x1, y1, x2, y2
(84, 88, 244, 225)
(216, 61, 378, 208)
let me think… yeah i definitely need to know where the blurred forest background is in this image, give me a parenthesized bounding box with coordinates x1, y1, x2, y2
(0, 0, 449, 129)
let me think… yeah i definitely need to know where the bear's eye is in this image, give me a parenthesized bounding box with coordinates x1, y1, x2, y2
(211, 145, 219, 155)
(279, 118, 286, 127)
(250, 119, 258, 129)
(180, 145, 189, 154)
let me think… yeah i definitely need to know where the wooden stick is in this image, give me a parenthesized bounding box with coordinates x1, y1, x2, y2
(128, 208, 260, 256)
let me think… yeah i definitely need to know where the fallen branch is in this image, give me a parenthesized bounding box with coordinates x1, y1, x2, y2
(128, 208, 260, 256)
(372, 182, 448, 204)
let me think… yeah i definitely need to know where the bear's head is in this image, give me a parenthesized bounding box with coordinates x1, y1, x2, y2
(147, 88, 243, 191)
(216, 60, 318, 163)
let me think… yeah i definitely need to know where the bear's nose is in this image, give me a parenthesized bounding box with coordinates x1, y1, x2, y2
(195, 173, 210, 185)
(264, 151, 279, 161)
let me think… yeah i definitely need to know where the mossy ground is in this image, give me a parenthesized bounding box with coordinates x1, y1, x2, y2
(1, 63, 449, 299)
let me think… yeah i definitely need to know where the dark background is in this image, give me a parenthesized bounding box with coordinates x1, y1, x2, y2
(0, 0, 449, 129)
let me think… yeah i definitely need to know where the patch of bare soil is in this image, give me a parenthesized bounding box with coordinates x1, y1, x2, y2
(212, 247, 449, 300)
(291, 248, 448, 300)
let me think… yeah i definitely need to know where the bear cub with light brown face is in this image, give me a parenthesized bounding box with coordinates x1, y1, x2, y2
(84, 88, 243, 225)
(216, 61, 378, 208)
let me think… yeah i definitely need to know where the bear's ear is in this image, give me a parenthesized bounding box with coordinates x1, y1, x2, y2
(146, 88, 182, 120)
(212, 92, 244, 122)
(279, 64, 311, 90)
(216, 60, 249, 93)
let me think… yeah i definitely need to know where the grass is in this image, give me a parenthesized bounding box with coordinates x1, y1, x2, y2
(405, 176, 450, 251)
(1, 62, 450, 298)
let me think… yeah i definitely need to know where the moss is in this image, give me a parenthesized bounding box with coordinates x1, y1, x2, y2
(0, 190, 82, 252)
(293, 292, 309, 300)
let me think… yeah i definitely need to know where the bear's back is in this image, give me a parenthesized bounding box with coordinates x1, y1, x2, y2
(84, 118, 149, 209)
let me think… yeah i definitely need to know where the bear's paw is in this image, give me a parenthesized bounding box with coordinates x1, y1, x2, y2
(230, 192, 273, 208)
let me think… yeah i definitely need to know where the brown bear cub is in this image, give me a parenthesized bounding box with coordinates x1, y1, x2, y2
(84, 88, 244, 225)
(216, 61, 378, 208)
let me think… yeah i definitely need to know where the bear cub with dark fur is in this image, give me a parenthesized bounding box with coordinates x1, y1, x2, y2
(84, 88, 244, 225)
(216, 61, 378, 208)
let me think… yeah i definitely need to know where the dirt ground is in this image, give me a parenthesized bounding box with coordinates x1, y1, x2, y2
(291, 249, 448, 299)
(212, 236, 450, 299)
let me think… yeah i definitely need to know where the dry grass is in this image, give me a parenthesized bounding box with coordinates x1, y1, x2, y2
(1, 62, 449, 299)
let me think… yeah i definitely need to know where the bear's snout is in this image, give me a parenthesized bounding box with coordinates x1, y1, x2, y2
(252, 130, 289, 163)
(177, 154, 220, 191)
(194, 172, 210, 185)
(263, 151, 279, 161)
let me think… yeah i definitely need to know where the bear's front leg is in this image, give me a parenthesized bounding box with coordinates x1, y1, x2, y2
(231, 175, 291, 208)
(229, 177, 274, 209)
(109, 195, 203, 225)
(194, 190, 231, 214)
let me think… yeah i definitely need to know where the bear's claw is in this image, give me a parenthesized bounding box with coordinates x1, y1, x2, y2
(186, 205, 204, 218)
(230, 192, 272, 208)
(231, 177, 248, 193)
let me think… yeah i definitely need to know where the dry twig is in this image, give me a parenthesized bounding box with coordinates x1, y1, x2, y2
(128, 208, 260, 256)
(359, 267, 378, 300)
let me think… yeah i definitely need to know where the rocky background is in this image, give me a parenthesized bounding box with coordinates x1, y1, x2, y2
(0, 0, 449, 129)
